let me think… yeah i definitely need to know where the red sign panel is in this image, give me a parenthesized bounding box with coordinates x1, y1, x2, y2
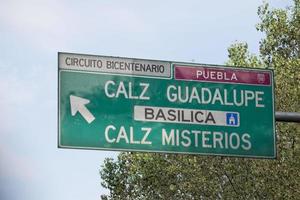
(175, 65, 271, 85)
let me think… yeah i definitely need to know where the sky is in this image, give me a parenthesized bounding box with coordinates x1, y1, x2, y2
(0, 0, 291, 199)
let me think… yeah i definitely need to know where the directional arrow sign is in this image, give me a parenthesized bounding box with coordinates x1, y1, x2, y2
(58, 52, 276, 158)
(70, 95, 95, 124)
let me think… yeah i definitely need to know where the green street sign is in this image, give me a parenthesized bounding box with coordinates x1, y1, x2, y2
(58, 52, 276, 158)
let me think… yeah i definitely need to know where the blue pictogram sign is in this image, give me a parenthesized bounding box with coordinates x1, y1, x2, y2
(226, 113, 239, 126)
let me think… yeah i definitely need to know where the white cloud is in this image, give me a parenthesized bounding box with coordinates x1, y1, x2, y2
(0, 0, 153, 53)
(0, 145, 35, 180)
(0, 1, 60, 32)
(0, 0, 72, 51)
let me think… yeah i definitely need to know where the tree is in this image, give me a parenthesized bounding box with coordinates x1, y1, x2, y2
(100, 1, 300, 199)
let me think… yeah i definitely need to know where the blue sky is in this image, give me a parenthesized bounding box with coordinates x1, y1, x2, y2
(0, 0, 291, 199)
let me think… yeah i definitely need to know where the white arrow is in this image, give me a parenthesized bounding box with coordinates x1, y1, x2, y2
(70, 95, 95, 124)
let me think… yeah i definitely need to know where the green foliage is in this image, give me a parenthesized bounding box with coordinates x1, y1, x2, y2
(257, 1, 300, 64)
(100, 1, 300, 199)
(227, 42, 263, 68)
